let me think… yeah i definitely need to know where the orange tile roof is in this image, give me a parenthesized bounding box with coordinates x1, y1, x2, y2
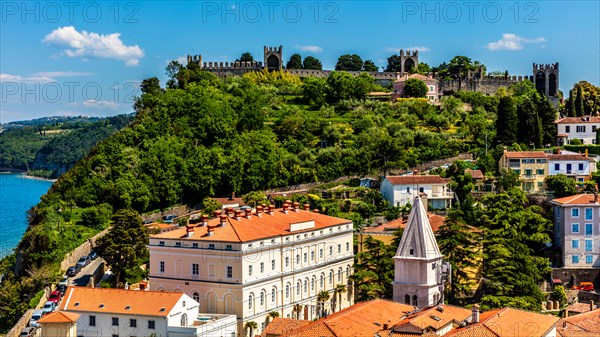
(280, 299, 415, 337)
(566, 302, 595, 314)
(549, 154, 595, 162)
(551, 194, 598, 206)
(212, 197, 246, 206)
(465, 169, 484, 180)
(503, 151, 548, 158)
(556, 117, 600, 124)
(394, 74, 437, 83)
(150, 209, 352, 243)
(261, 318, 311, 337)
(38, 311, 80, 324)
(363, 214, 446, 233)
(393, 305, 471, 332)
(446, 308, 559, 337)
(557, 308, 600, 337)
(60, 286, 185, 317)
(385, 175, 449, 185)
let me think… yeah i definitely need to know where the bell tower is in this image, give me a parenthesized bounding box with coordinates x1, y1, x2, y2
(392, 196, 449, 308)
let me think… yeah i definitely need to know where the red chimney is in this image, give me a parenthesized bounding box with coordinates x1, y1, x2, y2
(201, 214, 208, 226)
(234, 210, 242, 220)
(219, 214, 227, 226)
(313, 209, 320, 213)
(293, 202, 300, 212)
(283, 203, 289, 214)
(186, 225, 194, 238)
(213, 210, 222, 218)
(304, 204, 310, 211)
(268, 204, 275, 215)
(245, 208, 252, 219)
(256, 206, 263, 217)
(207, 229, 214, 237)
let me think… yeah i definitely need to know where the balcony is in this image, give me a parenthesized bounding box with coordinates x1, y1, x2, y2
(522, 174, 537, 181)
(508, 162, 521, 168)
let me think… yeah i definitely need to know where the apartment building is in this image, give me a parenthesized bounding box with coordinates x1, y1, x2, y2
(380, 175, 453, 209)
(556, 116, 600, 145)
(551, 194, 600, 268)
(548, 152, 596, 185)
(148, 203, 354, 336)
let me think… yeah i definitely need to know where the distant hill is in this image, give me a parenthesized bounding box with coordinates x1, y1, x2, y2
(0, 114, 134, 178)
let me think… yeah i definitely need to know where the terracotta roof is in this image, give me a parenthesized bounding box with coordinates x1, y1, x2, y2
(503, 151, 548, 158)
(556, 117, 600, 124)
(394, 74, 437, 82)
(557, 308, 600, 337)
(549, 154, 595, 162)
(566, 302, 595, 314)
(384, 175, 449, 185)
(261, 318, 311, 337)
(364, 214, 446, 233)
(150, 209, 352, 243)
(465, 169, 484, 179)
(393, 305, 471, 332)
(60, 286, 185, 317)
(551, 194, 598, 206)
(38, 311, 80, 324)
(446, 308, 559, 337)
(212, 197, 245, 206)
(280, 299, 415, 337)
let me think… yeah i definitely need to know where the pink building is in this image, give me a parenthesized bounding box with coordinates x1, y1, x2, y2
(392, 73, 439, 103)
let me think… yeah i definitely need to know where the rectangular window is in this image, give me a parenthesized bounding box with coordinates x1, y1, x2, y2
(572, 239, 580, 249)
(572, 255, 580, 264)
(565, 126, 571, 133)
(538, 182, 543, 187)
(585, 239, 593, 251)
(329, 246, 333, 255)
(192, 243, 198, 248)
(579, 163, 585, 171)
(226, 244, 233, 250)
(249, 265, 253, 276)
(537, 169, 544, 175)
(594, 126, 598, 132)
(303, 253, 307, 263)
(89, 316, 96, 326)
(554, 163, 560, 171)
(572, 223, 580, 233)
(285, 257, 289, 267)
(271, 259, 275, 270)
(175, 242, 181, 247)
(577, 125, 586, 132)
(130, 319, 137, 328)
(192, 263, 199, 275)
(208, 244, 215, 249)
(226, 266, 233, 278)
(522, 159, 535, 164)
(159, 261, 165, 273)
(148, 321, 155, 329)
(338, 244, 342, 253)
(296, 254, 300, 265)
(536, 159, 547, 163)
(319, 249, 323, 258)
(112, 317, 119, 326)
(586, 223, 593, 235)
(346, 242, 350, 251)
(567, 164, 572, 173)
(159, 241, 165, 246)
(525, 169, 532, 176)
(586, 208, 594, 220)
(310, 251, 314, 261)
(572, 208, 580, 217)
(586, 255, 594, 264)
(260, 262, 264, 273)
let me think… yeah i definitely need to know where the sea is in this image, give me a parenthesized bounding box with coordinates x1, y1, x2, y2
(0, 173, 53, 259)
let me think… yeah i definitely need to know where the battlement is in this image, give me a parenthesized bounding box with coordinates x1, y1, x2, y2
(187, 55, 203, 64)
(264, 45, 283, 53)
(481, 75, 534, 82)
(202, 61, 263, 70)
(400, 49, 419, 57)
(533, 62, 559, 71)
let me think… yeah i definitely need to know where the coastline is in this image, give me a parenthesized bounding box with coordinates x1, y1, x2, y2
(0, 170, 58, 182)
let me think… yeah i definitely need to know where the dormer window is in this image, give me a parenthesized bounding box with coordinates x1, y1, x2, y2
(159, 241, 165, 246)
(175, 242, 181, 247)
(125, 305, 131, 310)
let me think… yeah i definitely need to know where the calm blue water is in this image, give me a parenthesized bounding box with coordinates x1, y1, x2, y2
(0, 174, 53, 258)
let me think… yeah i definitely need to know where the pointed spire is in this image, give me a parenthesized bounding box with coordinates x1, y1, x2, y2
(395, 196, 442, 259)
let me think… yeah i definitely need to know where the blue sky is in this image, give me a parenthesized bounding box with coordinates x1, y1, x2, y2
(1, 1, 599, 122)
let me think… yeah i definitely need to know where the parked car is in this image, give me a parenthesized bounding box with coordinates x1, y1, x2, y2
(76, 255, 91, 268)
(163, 214, 177, 223)
(89, 251, 98, 260)
(58, 275, 68, 286)
(42, 301, 56, 314)
(20, 327, 36, 337)
(66, 265, 81, 277)
(143, 220, 154, 224)
(29, 309, 44, 328)
(56, 283, 67, 295)
(572, 282, 595, 291)
(47, 290, 62, 304)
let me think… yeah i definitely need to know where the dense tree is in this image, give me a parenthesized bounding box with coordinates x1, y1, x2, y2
(140, 77, 161, 95)
(335, 54, 363, 71)
(545, 174, 578, 197)
(302, 56, 322, 70)
(496, 169, 521, 191)
(235, 52, 254, 63)
(165, 60, 183, 89)
(80, 204, 112, 230)
(362, 60, 378, 72)
(95, 209, 148, 287)
(286, 53, 303, 69)
(495, 96, 518, 145)
(575, 87, 585, 117)
(326, 71, 374, 102)
(351, 236, 396, 300)
(201, 197, 222, 215)
(417, 62, 431, 74)
(403, 78, 428, 98)
(385, 55, 402, 72)
(535, 94, 558, 146)
(517, 97, 542, 148)
(302, 76, 327, 107)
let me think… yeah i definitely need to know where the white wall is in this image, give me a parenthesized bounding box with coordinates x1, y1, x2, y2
(558, 123, 600, 144)
(549, 160, 593, 176)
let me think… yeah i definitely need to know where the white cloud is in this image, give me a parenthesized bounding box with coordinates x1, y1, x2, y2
(0, 73, 55, 83)
(68, 100, 122, 111)
(32, 71, 94, 77)
(384, 46, 430, 53)
(295, 45, 323, 53)
(487, 33, 546, 51)
(43, 26, 145, 66)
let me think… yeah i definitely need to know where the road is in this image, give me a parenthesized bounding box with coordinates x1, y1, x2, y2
(68, 257, 105, 287)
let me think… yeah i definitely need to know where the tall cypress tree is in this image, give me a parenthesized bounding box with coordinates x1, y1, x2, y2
(496, 96, 518, 145)
(535, 94, 558, 146)
(565, 89, 574, 116)
(575, 87, 585, 116)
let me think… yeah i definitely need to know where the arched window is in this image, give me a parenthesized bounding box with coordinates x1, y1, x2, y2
(412, 295, 418, 307)
(272, 287, 277, 303)
(248, 294, 254, 310)
(304, 279, 308, 293)
(180, 313, 188, 326)
(346, 265, 351, 278)
(286, 284, 290, 299)
(207, 293, 216, 313)
(192, 292, 200, 302)
(224, 294, 234, 314)
(260, 290, 265, 306)
(329, 270, 334, 285)
(404, 295, 410, 305)
(311, 277, 315, 291)
(320, 274, 324, 289)
(296, 281, 301, 296)
(338, 268, 342, 282)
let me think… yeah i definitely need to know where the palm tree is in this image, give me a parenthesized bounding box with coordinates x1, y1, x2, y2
(268, 311, 280, 319)
(317, 290, 330, 318)
(335, 284, 347, 311)
(244, 321, 258, 337)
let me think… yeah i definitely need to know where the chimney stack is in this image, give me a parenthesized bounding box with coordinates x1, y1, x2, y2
(595, 192, 598, 204)
(293, 202, 300, 212)
(227, 207, 234, 217)
(283, 203, 289, 214)
(304, 204, 310, 211)
(207, 229, 214, 237)
(219, 214, 227, 227)
(268, 204, 275, 215)
(591, 300, 595, 311)
(256, 206, 263, 217)
(557, 147, 561, 154)
(229, 192, 235, 201)
(245, 208, 252, 219)
(471, 304, 480, 323)
(234, 210, 242, 221)
(201, 214, 208, 226)
(383, 323, 389, 330)
(213, 210, 222, 218)
(313, 209, 320, 213)
(186, 225, 194, 238)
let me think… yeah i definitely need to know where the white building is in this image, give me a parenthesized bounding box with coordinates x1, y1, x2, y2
(556, 116, 600, 145)
(59, 286, 237, 337)
(551, 194, 600, 268)
(380, 175, 453, 209)
(148, 203, 354, 336)
(548, 153, 597, 184)
(393, 196, 445, 308)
